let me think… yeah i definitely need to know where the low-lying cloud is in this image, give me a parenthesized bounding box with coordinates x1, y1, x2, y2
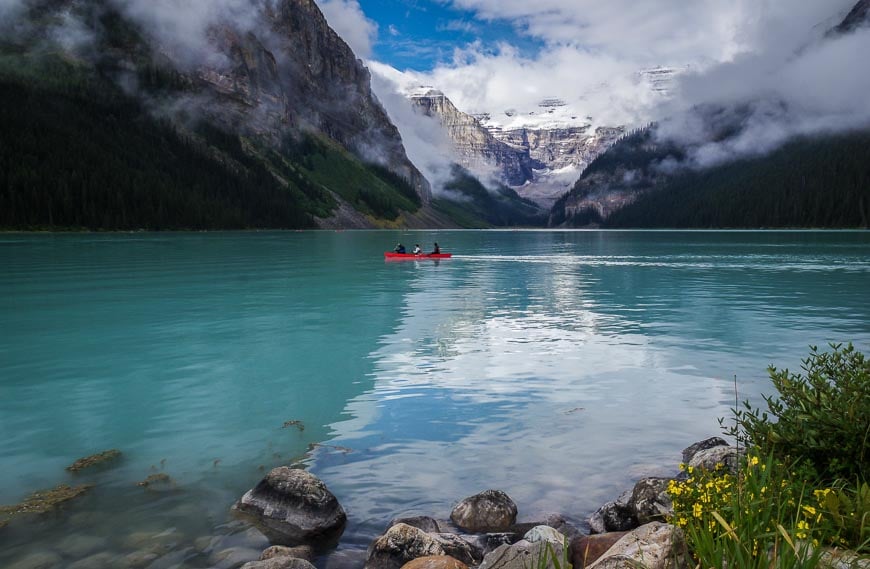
(369, 63, 460, 194)
(656, 8, 870, 168)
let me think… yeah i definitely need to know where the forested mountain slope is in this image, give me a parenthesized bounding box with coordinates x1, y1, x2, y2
(0, 0, 463, 230)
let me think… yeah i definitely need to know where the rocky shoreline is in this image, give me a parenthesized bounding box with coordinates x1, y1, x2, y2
(6, 436, 865, 569)
(220, 437, 739, 569)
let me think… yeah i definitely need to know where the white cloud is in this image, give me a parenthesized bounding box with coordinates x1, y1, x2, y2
(316, 0, 378, 59)
(369, 61, 459, 194)
(366, 0, 866, 172)
(370, 43, 662, 129)
(109, 0, 263, 67)
(656, 8, 870, 167)
(446, 0, 853, 65)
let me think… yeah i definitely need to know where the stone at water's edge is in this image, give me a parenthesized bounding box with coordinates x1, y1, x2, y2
(241, 558, 318, 569)
(400, 555, 469, 569)
(681, 437, 728, 465)
(389, 516, 442, 534)
(431, 533, 478, 565)
(457, 533, 515, 560)
(450, 490, 518, 533)
(629, 478, 673, 525)
(477, 539, 566, 569)
(569, 532, 629, 569)
(586, 522, 689, 569)
(364, 523, 446, 569)
(260, 545, 314, 561)
(588, 501, 637, 534)
(688, 445, 741, 474)
(509, 513, 579, 540)
(233, 468, 346, 546)
(522, 526, 565, 545)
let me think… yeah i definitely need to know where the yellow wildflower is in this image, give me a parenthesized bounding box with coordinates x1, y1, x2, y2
(796, 519, 809, 539)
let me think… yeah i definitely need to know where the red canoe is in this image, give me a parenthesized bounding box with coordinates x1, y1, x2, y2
(384, 252, 452, 259)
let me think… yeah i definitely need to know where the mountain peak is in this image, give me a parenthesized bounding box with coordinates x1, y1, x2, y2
(834, 0, 870, 34)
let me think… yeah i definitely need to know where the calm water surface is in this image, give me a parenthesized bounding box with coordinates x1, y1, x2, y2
(1, 230, 868, 567)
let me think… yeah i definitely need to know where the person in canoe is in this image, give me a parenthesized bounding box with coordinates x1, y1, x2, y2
(431, 242, 441, 255)
(413, 244, 422, 255)
(394, 243, 406, 254)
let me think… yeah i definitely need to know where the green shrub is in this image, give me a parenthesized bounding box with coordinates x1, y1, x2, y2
(723, 343, 869, 482)
(812, 482, 870, 553)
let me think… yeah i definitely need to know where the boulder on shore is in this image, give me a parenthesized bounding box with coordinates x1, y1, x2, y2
(588, 500, 637, 534)
(241, 558, 317, 569)
(629, 478, 673, 525)
(688, 445, 741, 474)
(477, 538, 566, 569)
(389, 516, 442, 534)
(681, 437, 728, 465)
(450, 490, 518, 533)
(364, 523, 446, 569)
(569, 532, 629, 569)
(400, 556, 469, 569)
(586, 522, 689, 569)
(233, 468, 346, 546)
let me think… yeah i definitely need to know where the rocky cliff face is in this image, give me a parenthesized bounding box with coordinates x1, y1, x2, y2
(16, 0, 432, 222)
(198, 0, 431, 203)
(486, 122, 624, 206)
(409, 88, 539, 186)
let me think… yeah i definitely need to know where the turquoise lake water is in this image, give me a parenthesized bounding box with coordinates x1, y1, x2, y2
(1, 230, 869, 567)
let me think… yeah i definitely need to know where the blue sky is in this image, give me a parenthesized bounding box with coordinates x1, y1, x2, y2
(357, 0, 544, 71)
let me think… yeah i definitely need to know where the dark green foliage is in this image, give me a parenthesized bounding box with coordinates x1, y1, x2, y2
(605, 132, 870, 228)
(282, 134, 421, 220)
(561, 206, 603, 228)
(433, 165, 544, 227)
(580, 126, 677, 179)
(0, 56, 318, 230)
(722, 344, 870, 482)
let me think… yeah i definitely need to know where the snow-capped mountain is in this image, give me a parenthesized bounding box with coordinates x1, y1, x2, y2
(401, 67, 682, 207)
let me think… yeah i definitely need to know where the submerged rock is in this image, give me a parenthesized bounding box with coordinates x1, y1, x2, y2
(241, 557, 317, 569)
(364, 523, 445, 569)
(68, 552, 119, 569)
(234, 467, 346, 546)
(66, 449, 122, 473)
(7, 551, 64, 569)
(0, 484, 93, 522)
(450, 490, 518, 533)
(57, 534, 109, 558)
(261, 544, 315, 561)
(136, 473, 173, 489)
(210, 546, 263, 568)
